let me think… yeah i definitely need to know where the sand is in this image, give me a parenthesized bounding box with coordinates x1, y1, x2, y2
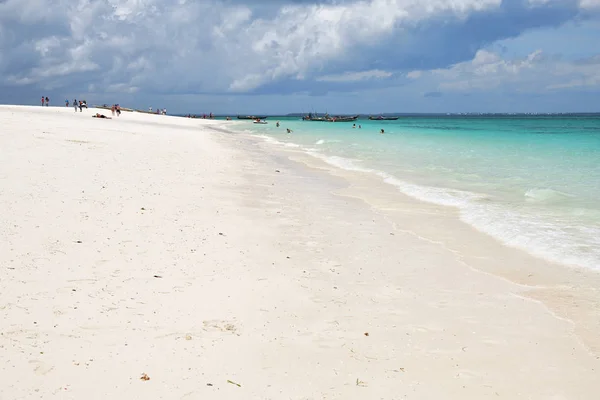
(0, 105, 598, 399)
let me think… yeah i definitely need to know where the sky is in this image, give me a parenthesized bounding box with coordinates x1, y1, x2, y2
(1, 0, 600, 114)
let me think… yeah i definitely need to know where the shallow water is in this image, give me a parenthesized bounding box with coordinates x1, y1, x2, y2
(231, 116, 600, 271)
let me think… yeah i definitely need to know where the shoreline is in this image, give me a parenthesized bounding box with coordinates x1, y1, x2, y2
(241, 116, 600, 273)
(230, 126, 600, 355)
(1, 105, 599, 399)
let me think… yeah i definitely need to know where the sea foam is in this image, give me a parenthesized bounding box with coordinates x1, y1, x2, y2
(309, 151, 600, 271)
(250, 127, 600, 271)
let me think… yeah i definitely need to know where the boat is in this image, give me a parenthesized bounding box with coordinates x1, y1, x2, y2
(253, 120, 268, 124)
(368, 115, 399, 120)
(303, 113, 359, 122)
(329, 115, 359, 122)
(238, 115, 268, 120)
(302, 116, 329, 121)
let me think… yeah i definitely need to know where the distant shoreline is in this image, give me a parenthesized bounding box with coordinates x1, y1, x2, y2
(175, 112, 600, 118)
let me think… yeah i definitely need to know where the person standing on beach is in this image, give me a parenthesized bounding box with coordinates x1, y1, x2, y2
(73, 99, 78, 112)
(65, 99, 69, 107)
(41, 96, 45, 106)
(45, 97, 49, 106)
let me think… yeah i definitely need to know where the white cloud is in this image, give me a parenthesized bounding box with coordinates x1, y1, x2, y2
(407, 49, 600, 92)
(406, 70, 423, 79)
(426, 49, 543, 90)
(0, 0, 505, 95)
(106, 83, 140, 93)
(224, 0, 504, 91)
(0, 0, 599, 103)
(579, 0, 600, 10)
(317, 69, 393, 82)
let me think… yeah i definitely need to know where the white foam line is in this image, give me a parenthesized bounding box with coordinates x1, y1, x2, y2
(248, 132, 600, 271)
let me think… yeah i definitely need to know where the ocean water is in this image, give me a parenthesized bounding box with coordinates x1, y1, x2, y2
(229, 116, 600, 271)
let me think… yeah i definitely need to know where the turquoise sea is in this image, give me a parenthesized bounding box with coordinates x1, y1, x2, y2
(230, 116, 600, 271)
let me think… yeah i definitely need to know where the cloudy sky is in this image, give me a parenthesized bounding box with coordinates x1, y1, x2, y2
(1, 0, 600, 114)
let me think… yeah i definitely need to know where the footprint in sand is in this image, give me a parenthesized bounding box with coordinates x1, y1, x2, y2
(202, 320, 238, 335)
(29, 360, 54, 375)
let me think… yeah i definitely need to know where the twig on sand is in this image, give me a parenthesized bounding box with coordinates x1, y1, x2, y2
(227, 380, 241, 387)
(356, 378, 367, 387)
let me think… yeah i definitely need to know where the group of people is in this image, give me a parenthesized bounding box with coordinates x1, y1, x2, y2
(41, 96, 49, 106)
(354, 123, 384, 133)
(72, 99, 87, 112)
(274, 121, 293, 134)
(149, 107, 167, 115)
(110, 104, 122, 116)
(185, 113, 214, 119)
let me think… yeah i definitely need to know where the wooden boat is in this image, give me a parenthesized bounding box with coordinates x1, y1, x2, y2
(238, 115, 268, 120)
(302, 112, 332, 121)
(369, 115, 399, 120)
(303, 113, 359, 122)
(329, 115, 359, 122)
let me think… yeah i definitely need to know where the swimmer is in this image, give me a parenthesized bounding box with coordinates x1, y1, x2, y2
(380, 129, 384, 134)
(286, 128, 292, 134)
(276, 121, 280, 127)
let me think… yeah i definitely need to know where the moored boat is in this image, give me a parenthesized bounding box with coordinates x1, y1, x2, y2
(238, 115, 268, 120)
(368, 115, 399, 120)
(329, 115, 359, 122)
(303, 113, 359, 122)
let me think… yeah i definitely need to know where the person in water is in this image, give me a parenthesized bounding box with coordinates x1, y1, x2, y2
(286, 128, 292, 134)
(276, 121, 280, 127)
(380, 129, 385, 134)
(353, 124, 356, 128)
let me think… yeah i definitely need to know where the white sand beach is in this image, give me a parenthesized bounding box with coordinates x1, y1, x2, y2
(1, 105, 599, 400)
